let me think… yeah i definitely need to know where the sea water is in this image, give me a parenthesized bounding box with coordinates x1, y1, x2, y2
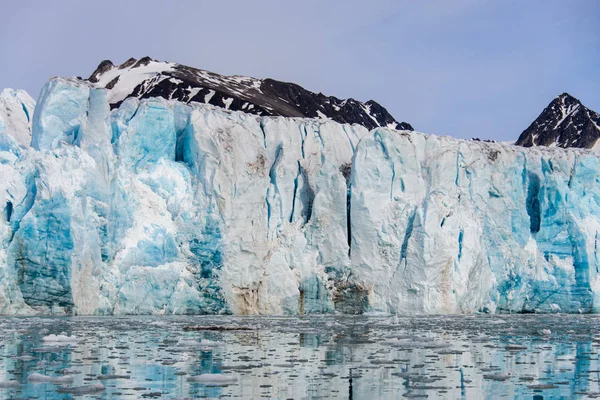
(0, 315, 597, 399)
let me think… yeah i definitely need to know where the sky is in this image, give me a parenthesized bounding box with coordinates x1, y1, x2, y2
(1, 0, 598, 141)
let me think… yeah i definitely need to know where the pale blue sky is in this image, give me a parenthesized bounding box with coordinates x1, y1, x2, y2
(1, 0, 598, 140)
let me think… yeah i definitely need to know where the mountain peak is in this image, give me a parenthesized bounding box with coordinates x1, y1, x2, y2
(88, 60, 114, 83)
(554, 92, 582, 107)
(515, 93, 600, 149)
(82, 58, 413, 131)
(557, 92, 576, 99)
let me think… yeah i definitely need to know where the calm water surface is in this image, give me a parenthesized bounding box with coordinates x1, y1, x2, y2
(0, 314, 598, 399)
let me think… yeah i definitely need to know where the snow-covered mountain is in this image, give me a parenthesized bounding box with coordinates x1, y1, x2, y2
(86, 57, 413, 131)
(516, 93, 600, 149)
(1, 74, 600, 316)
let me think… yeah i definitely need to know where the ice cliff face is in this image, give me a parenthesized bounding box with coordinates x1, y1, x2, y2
(1, 77, 600, 315)
(0, 89, 35, 152)
(350, 131, 600, 314)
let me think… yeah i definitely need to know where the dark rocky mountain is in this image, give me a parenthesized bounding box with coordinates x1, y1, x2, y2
(516, 93, 600, 149)
(86, 57, 413, 131)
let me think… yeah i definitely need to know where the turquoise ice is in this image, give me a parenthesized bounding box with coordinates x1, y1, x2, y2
(0, 77, 599, 315)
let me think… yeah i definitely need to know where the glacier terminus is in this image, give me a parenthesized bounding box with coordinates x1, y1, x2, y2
(1, 74, 600, 316)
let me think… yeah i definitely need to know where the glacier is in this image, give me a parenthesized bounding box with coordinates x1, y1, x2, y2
(1, 77, 600, 315)
(0, 88, 35, 153)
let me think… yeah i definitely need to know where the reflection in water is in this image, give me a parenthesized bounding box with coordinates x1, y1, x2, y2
(0, 315, 597, 399)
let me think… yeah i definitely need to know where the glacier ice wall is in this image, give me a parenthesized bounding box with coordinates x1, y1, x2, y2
(350, 130, 600, 314)
(0, 77, 599, 315)
(0, 88, 35, 153)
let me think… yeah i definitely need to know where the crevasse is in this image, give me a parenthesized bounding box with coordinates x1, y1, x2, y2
(0, 77, 599, 315)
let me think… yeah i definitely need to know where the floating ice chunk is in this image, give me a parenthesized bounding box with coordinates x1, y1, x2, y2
(187, 373, 238, 385)
(483, 373, 511, 381)
(28, 373, 74, 383)
(518, 376, 535, 381)
(505, 344, 527, 351)
(97, 374, 130, 380)
(527, 383, 558, 389)
(13, 355, 34, 361)
(273, 363, 295, 368)
(42, 334, 79, 344)
(57, 368, 81, 375)
(0, 381, 20, 388)
(55, 383, 105, 394)
(402, 393, 429, 399)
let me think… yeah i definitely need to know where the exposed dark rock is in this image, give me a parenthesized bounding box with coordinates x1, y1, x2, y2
(88, 60, 114, 83)
(133, 56, 153, 68)
(118, 57, 137, 69)
(105, 76, 119, 90)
